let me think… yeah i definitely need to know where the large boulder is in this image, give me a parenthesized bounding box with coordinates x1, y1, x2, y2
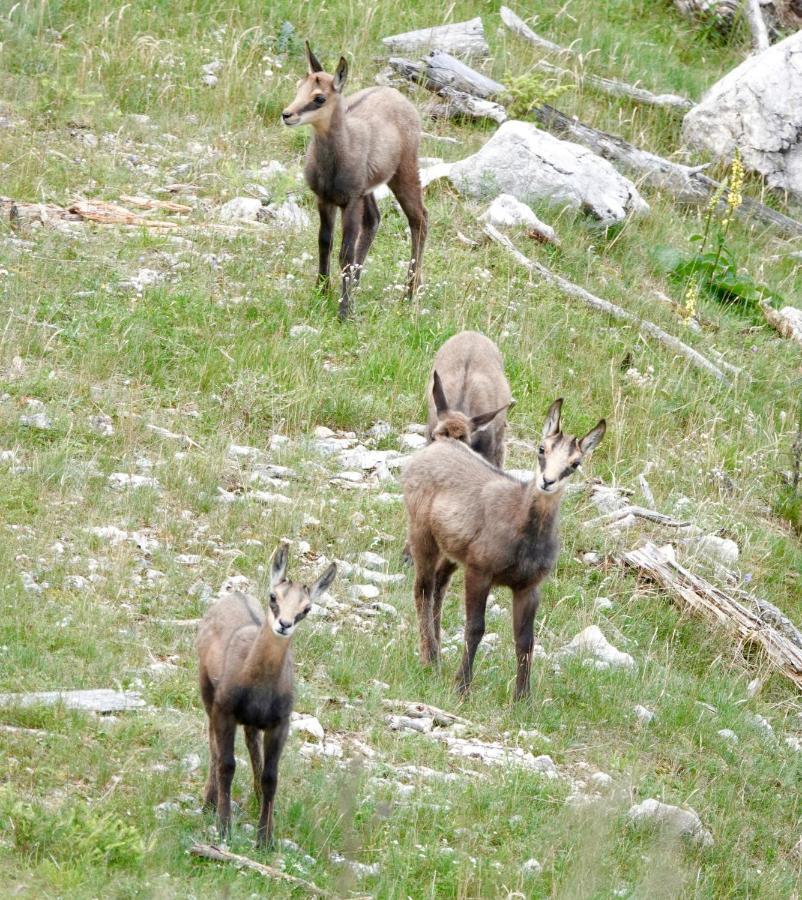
(448, 120, 649, 224)
(682, 30, 802, 199)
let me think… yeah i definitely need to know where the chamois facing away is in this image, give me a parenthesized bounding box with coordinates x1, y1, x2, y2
(282, 43, 427, 318)
(427, 331, 513, 468)
(402, 399, 606, 700)
(196, 545, 336, 846)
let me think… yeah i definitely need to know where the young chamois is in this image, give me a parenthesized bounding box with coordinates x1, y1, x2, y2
(282, 43, 427, 318)
(196, 545, 336, 846)
(402, 399, 606, 700)
(427, 331, 513, 468)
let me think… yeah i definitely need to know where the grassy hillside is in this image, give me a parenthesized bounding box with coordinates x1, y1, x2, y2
(1, 1, 800, 896)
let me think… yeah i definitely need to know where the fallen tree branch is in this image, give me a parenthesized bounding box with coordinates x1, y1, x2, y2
(760, 302, 802, 349)
(533, 105, 802, 239)
(621, 541, 802, 689)
(189, 843, 329, 896)
(499, 6, 575, 55)
(69, 200, 179, 229)
(119, 194, 193, 213)
(484, 225, 732, 385)
(382, 17, 489, 57)
(389, 56, 507, 123)
(745, 0, 770, 51)
(585, 505, 694, 529)
(500, 6, 693, 110)
(535, 60, 694, 110)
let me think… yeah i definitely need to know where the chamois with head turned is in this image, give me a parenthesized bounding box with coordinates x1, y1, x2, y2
(402, 399, 606, 700)
(196, 544, 336, 846)
(427, 331, 513, 468)
(282, 43, 428, 318)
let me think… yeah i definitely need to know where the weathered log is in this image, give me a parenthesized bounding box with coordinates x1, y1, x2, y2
(534, 60, 694, 110)
(500, 6, 693, 110)
(389, 57, 507, 124)
(382, 17, 489, 57)
(499, 6, 575, 55)
(621, 541, 802, 689)
(584, 505, 694, 529)
(745, 0, 771, 50)
(761, 302, 802, 349)
(420, 50, 505, 99)
(534, 105, 802, 238)
(484, 224, 732, 385)
(119, 194, 193, 213)
(190, 843, 329, 896)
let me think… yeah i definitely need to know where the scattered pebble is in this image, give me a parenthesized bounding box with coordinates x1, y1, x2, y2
(521, 858, 542, 875)
(717, 728, 739, 744)
(558, 625, 635, 670)
(634, 705, 656, 724)
(627, 798, 713, 847)
(19, 412, 52, 430)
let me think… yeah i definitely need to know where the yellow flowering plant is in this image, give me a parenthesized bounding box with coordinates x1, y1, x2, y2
(661, 151, 783, 319)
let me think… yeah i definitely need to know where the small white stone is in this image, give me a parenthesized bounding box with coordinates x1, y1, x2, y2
(522, 858, 542, 875)
(747, 713, 774, 737)
(582, 551, 600, 565)
(628, 798, 713, 847)
(289, 324, 319, 338)
(19, 412, 52, 430)
(594, 596, 614, 611)
(89, 414, 114, 436)
(350, 584, 380, 600)
(182, 752, 201, 772)
(717, 728, 739, 744)
(359, 551, 387, 569)
(290, 713, 325, 741)
(399, 433, 427, 450)
(634, 705, 656, 724)
(559, 625, 635, 670)
(219, 197, 262, 222)
(108, 473, 159, 490)
(590, 772, 613, 789)
(314, 426, 335, 439)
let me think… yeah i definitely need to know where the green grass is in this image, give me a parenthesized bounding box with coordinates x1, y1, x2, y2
(1, 1, 802, 897)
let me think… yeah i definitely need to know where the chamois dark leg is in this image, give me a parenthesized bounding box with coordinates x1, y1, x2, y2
(456, 567, 492, 695)
(410, 532, 439, 665)
(353, 192, 381, 281)
(212, 710, 237, 839)
(389, 163, 427, 299)
(432, 559, 457, 650)
(512, 586, 541, 701)
(244, 726, 263, 804)
(257, 719, 290, 849)
(203, 721, 218, 809)
(338, 198, 363, 319)
(316, 199, 336, 291)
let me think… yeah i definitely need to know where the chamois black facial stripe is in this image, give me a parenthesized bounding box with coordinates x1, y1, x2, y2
(299, 99, 324, 114)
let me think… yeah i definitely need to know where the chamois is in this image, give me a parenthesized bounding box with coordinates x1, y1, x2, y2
(402, 399, 606, 700)
(282, 43, 428, 318)
(196, 545, 336, 846)
(427, 331, 513, 468)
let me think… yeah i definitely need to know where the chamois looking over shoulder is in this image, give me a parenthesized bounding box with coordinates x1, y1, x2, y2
(282, 43, 427, 318)
(196, 545, 336, 846)
(426, 331, 513, 468)
(402, 399, 606, 700)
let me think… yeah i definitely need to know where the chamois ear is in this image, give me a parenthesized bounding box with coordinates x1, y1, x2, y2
(432, 370, 449, 418)
(305, 41, 323, 74)
(541, 397, 563, 440)
(471, 404, 509, 430)
(270, 543, 289, 587)
(579, 418, 606, 455)
(309, 562, 336, 601)
(333, 56, 348, 92)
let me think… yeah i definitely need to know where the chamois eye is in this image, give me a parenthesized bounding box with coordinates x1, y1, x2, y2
(313, 94, 326, 105)
(538, 445, 545, 455)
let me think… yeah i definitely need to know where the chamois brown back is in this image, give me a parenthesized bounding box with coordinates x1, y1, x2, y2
(426, 331, 512, 467)
(282, 44, 427, 318)
(403, 399, 606, 699)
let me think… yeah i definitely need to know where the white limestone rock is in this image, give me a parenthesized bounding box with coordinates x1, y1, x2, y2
(559, 625, 635, 670)
(682, 30, 802, 199)
(448, 120, 648, 224)
(218, 197, 263, 222)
